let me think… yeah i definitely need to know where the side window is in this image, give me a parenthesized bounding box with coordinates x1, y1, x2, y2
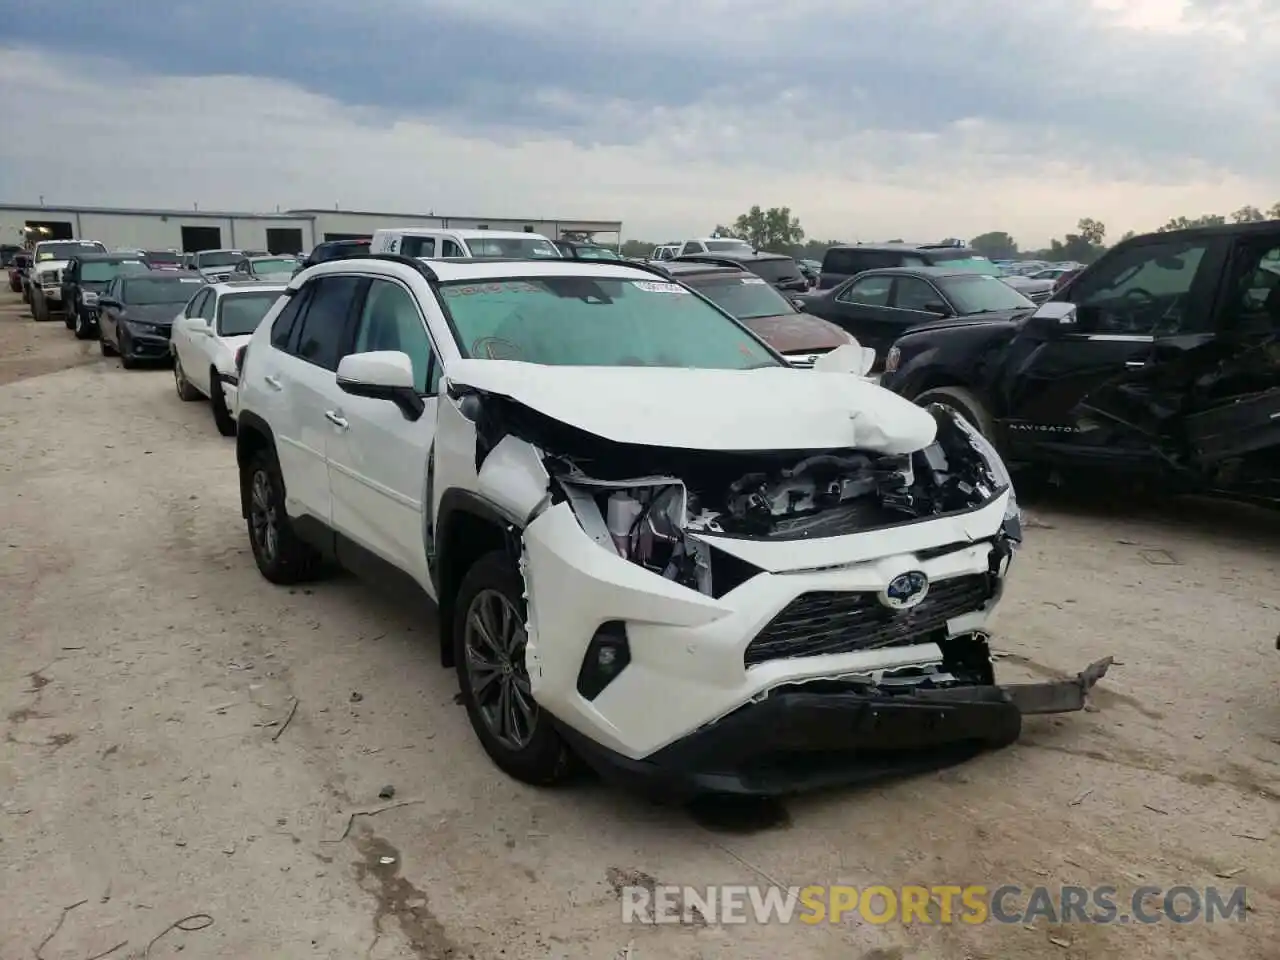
(352, 279, 437, 393)
(837, 275, 893, 306)
(187, 289, 210, 318)
(682, 242, 705, 255)
(892, 276, 940, 311)
(293, 275, 362, 370)
(1220, 238, 1280, 335)
(1069, 240, 1211, 335)
(441, 239, 464, 258)
(271, 284, 313, 350)
(400, 237, 436, 258)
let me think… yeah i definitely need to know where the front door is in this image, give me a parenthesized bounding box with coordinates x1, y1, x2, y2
(998, 233, 1228, 464)
(326, 277, 440, 590)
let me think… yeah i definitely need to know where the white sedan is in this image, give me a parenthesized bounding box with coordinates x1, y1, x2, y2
(169, 280, 287, 436)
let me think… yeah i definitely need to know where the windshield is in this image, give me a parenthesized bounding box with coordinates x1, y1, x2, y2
(938, 275, 1035, 314)
(197, 251, 242, 268)
(465, 237, 560, 258)
(745, 258, 804, 283)
(217, 291, 282, 336)
(82, 260, 149, 282)
(705, 240, 753, 253)
(37, 242, 105, 261)
(570, 245, 620, 260)
(927, 253, 1003, 276)
(250, 258, 297, 274)
(686, 275, 794, 320)
(123, 277, 205, 305)
(440, 276, 780, 369)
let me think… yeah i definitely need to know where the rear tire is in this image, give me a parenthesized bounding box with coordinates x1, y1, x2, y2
(914, 385, 996, 439)
(453, 550, 574, 786)
(64, 304, 76, 330)
(211, 376, 237, 437)
(243, 445, 322, 584)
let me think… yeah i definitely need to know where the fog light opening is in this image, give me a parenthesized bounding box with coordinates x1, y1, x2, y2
(576, 620, 631, 701)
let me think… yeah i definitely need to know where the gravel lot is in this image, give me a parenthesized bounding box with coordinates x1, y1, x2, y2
(1, 289, 1277, 959)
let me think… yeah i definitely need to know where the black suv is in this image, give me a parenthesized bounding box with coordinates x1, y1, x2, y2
(673, 251, 809, 293)
(61, 253, 154, 339)
(294, 238, 371, 276)
(818, 243, 999, 290)
(879, 221, 1280, 506)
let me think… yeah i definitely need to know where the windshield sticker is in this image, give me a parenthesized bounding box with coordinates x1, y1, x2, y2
(741, 277, 767, 285)
(37, 252, 54, 260)
(443, 281, 544, 297)
(631, 281, 691, 294)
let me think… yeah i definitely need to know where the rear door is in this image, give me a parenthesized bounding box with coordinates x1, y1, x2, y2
(1179, 231, 1280, 479)
(326, 277, 442, 588)
(999, 233, 1227, 463)
(263, 276, 363, 525)
(815, 273, 898, 357)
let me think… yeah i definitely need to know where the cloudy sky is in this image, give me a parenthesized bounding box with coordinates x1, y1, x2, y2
(2, 0, 1277, 246)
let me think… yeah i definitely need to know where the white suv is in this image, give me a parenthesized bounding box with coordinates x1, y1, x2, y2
(233, 253, 1110, 797)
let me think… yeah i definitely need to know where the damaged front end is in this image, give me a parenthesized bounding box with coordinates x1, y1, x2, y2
(444, 371, 1110, 797)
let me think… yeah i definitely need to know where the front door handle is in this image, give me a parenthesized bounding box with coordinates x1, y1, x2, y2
(324, 410, 349, 429)
(263, 375, 283, 391)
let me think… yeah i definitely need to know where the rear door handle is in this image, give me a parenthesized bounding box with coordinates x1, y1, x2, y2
(324, 410, 349, 429)
(263, 375, 283, 391)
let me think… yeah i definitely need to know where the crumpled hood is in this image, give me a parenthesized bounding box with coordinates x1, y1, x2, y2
(444, 359, 937, 454)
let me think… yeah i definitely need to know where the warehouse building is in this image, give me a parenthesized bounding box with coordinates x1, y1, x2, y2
(0, 202, 623, 254)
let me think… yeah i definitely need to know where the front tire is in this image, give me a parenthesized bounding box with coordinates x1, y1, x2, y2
(914, 385, 996, 439)
(453, 550, 574, 786)
(173, 357, 201, 401)
(64, 304, 76, 330)
(74, 309, 96, 340)
(243, 446, 322, 584)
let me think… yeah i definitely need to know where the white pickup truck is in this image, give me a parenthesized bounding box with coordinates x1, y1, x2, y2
(371, 228, 561, 260)
(28, 239, 107, 321)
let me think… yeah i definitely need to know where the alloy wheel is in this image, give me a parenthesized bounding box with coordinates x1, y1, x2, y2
(464, 588, 536, 750)
(249, 469, 279, 562)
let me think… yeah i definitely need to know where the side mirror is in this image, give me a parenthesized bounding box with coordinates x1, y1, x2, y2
(336, 351, 425, 421)
(193, 317, 212, 333)
(1024, 301, 1078, 338)
(923, 301, 951, 316)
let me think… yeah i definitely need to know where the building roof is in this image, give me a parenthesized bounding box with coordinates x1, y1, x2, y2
(0, 202, 621, 230)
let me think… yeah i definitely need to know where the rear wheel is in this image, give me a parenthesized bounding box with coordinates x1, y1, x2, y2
(244, 445, 322, 584)
(210, 374, 237, 437)
(64, 304, 76, 330)
(453, 551, 574, 786)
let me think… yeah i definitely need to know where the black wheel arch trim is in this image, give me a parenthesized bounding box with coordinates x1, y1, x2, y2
(431, 487, 525, 668)
(234, 412, 279, 519)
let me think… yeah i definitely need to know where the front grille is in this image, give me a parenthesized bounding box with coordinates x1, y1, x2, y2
(743, 574, 993, 666)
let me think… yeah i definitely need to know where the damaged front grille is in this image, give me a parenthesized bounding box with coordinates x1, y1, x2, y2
(743, 574, 993, 666)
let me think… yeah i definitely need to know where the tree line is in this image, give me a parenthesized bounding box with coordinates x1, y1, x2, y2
(618, 202, 1280, 265)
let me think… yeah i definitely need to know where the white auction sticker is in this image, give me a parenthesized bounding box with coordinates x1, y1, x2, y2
(741, 277, 767, 284)
(631, 281, 690, 294)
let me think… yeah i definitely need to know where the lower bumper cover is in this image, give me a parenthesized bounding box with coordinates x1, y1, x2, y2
(558, 656, 1113, 799)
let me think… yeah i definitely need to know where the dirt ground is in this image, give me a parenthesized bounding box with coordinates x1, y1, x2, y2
(0, 288, 1276, 959)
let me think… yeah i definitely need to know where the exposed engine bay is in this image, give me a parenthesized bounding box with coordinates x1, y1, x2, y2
(460, 386, 1018, 597)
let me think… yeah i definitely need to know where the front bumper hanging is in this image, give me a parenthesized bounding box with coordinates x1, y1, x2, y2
(558, 656, 1114, 800)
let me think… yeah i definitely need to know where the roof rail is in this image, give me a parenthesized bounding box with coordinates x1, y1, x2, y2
(668, 254, 751, 271)
(356, 252, 440, 281)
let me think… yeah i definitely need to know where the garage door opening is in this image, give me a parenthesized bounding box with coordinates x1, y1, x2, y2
(24, 220, 74, 242)
(181, 226, 222, 252)
(266, 228, 304, 254)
